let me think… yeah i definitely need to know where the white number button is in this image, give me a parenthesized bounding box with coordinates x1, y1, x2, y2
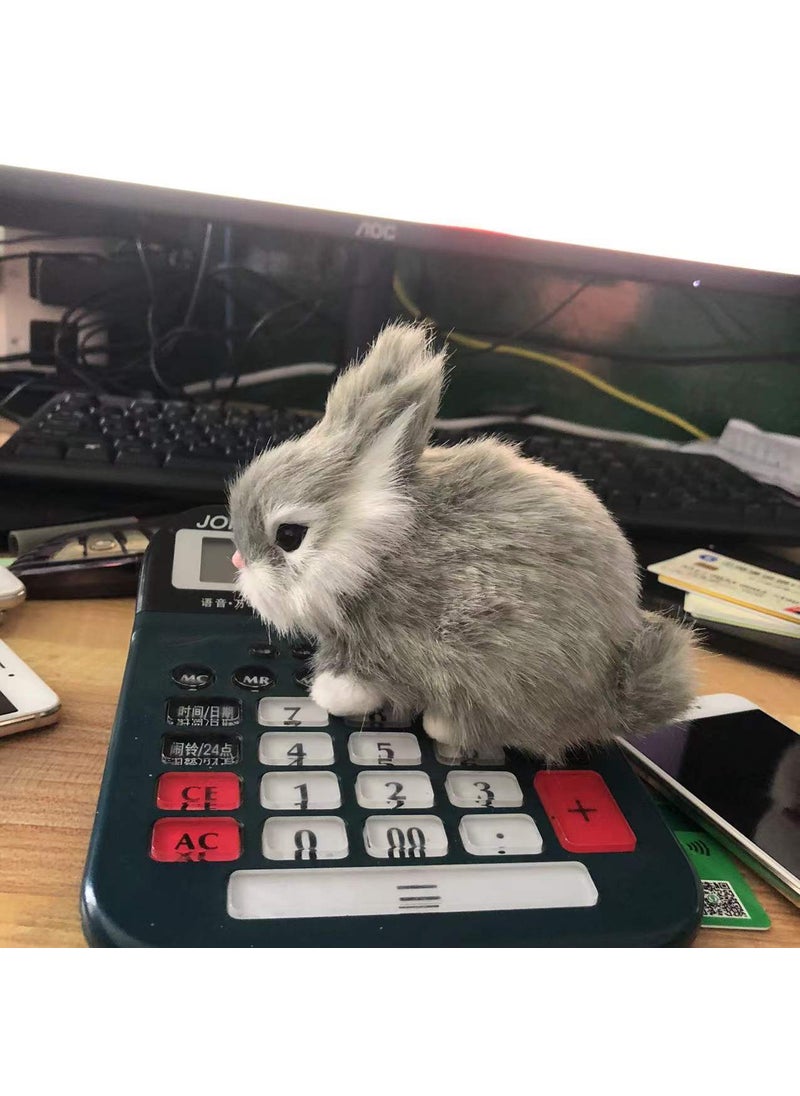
(260, 771, 341, 810)
(356, 771, 434, 810)
(258, 697, 328, 727)
(434, 743, 506, 767)
(459, 814, 543, 856)
(344, 710, 411, 729)
(348, 732, 421, 766)
(445, 771, 523, 808)
(259, 732, 334, 767)
(364, 815, 448, 859)
(262, 817, 348, 861)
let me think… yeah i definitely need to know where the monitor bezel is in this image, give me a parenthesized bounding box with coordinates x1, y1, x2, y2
(1, 164, 798, 297)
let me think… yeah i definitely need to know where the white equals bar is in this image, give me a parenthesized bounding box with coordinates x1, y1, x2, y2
(227, 862, 598, 920)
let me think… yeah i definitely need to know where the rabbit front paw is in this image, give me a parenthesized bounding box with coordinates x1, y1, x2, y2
(310, 671, 385, 717)
(422, 709, 458, 745)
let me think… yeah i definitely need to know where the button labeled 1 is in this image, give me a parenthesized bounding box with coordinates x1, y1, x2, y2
(445, 771, 523, 808)
(260, 771, 341, 810)
(459, 814, 543, 856)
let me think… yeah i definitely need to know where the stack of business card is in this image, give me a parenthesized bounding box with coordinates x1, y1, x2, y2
(647, 549, 800, 658)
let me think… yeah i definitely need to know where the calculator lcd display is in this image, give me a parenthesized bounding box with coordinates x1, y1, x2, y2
(625, 710, 800, 880)
(0, 690, 18, 716)
(199, 537, 237, 585)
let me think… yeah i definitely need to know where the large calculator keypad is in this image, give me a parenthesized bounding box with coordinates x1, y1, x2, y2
(154, 661, 638, 920)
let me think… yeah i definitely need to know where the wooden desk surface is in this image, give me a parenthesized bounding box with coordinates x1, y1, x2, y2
(0, 595, 798, 947)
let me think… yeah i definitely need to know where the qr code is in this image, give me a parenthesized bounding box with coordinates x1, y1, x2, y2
(702, 879, 750, 919)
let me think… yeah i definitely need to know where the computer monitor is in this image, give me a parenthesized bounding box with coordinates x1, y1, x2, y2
(1, 118, 798, 444)
(0, 160, 798, 297)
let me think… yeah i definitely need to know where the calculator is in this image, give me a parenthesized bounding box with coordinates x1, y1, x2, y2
(81, 505, 702, 947)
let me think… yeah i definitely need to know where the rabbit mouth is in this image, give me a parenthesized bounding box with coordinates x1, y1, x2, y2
(235, 558, 325, 636)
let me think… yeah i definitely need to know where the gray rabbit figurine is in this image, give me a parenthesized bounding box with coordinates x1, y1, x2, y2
(229, 322, 695, 760)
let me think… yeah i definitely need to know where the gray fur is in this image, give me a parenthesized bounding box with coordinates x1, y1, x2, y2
(229, 322, 696, 760)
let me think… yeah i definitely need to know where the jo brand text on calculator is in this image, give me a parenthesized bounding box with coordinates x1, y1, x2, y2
(81, 506, 702, 947)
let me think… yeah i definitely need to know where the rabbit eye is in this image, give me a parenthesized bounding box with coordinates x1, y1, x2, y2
(275, 523, 307, 552)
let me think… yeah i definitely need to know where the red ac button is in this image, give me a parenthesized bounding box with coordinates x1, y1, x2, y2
(156, 771, 241, 811)
(150, 817, 242, 862)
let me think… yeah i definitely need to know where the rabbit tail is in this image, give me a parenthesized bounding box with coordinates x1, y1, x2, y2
(618, 612, 697, 736)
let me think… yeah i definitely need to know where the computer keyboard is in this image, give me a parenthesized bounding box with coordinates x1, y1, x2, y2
(2, 392, 799, 541)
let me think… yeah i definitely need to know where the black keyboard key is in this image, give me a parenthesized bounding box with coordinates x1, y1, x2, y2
(163, 453, 233, 474)
(115, 447, 162, 467)
(65, 443, 112, 463)
(15, 441, 64, 460)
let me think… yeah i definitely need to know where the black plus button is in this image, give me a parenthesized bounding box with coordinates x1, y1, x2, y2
(567, 798, 598, 823)
(171, 664, 214, 690)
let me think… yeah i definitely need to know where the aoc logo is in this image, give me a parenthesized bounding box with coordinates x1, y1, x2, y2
(355, 220, 397, 241)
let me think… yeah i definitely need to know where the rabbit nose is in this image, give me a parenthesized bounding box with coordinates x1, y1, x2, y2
(232, 549, 245, 569)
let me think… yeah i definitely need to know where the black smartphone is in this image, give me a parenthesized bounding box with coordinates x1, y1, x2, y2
(618, 695, 800, 907)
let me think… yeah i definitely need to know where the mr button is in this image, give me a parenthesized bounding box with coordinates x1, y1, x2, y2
(150, 817, 241, 862)
(233, 665, 275, 691)
(534, 770, 636, 853)
(156, 772, 241, 811)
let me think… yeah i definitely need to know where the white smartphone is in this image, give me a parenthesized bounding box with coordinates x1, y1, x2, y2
(0, 638, 61, 738)
(618, 694, 800, 907)
(0, 565, 26, 609)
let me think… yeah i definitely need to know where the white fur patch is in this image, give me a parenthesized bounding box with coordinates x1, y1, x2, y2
(274, 415, 414, 634)
(311, 671, 384, 716)
(422, 709, 458, 744)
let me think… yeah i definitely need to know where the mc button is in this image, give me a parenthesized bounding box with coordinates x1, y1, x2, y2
(171, 664, 215, 690)
(150, 817, 241, 862)
(232, 665, 276, 692)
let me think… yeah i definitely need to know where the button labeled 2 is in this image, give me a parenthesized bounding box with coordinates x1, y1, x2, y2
(356, 771, 434, 809)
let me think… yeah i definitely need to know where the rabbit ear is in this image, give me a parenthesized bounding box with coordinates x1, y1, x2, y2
(321, 322, 446, 466)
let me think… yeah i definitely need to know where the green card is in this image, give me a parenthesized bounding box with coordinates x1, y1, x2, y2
(653, 796, 771, 929)
(653, 793, 771, 929)
(674, 830, 771, 930)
